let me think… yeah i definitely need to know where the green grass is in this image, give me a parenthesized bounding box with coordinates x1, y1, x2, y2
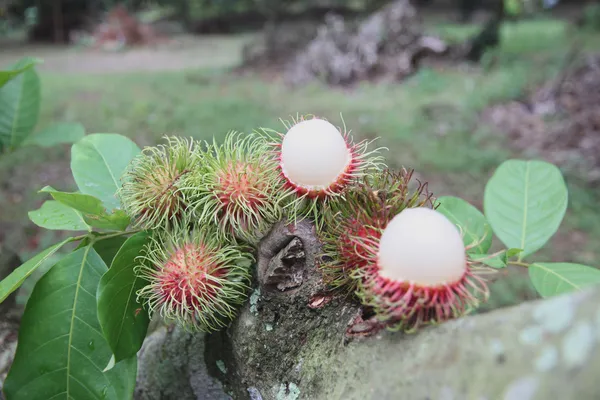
(2, 17, 600, 307)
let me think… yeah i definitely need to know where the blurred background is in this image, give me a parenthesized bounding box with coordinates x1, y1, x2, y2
(1, 0, 600, 310)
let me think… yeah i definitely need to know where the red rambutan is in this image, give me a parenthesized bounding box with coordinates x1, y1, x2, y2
(258, 115, 385, 222)
(135, 224, 252, 332)
(355, 207, 492, 332)
(318, 169, 434, 291)
(182, 131, 290, 244)
(119, 136, 198, 229)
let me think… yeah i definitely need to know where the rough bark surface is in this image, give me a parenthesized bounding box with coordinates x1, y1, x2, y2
(0, 246, 21, 400)
(136, 220, 600, 400)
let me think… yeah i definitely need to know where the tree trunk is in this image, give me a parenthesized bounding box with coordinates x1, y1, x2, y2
(0, 246, 22, 400)
(466, 0, 505, 61)
(135, 220, 600, 400)
(52, 0, 64, 43)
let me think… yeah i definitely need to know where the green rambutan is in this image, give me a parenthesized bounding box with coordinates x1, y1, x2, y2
(257, 115, 386, 223)
(135, 223, 252, 332)
(354, 207, 492, 333)
(181, 131, 291, 244)
(119, 136, 198, 229)
(318, 168, 434, 291)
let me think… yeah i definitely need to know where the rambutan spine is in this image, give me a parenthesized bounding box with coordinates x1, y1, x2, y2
(181, 130, 291, 244)
(118, 136, 198, 230)
(135, 223, 252, 332)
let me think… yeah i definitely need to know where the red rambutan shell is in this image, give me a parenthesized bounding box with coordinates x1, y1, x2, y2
(359, 265, 489, 332)
(153, 244, 225, 311)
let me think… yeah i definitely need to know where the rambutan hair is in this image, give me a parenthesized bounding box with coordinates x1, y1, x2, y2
(135, 223, 252, 332)
(356, 260, 491, 333)
(354, 207, 492, 333)
(181, 131, 291, 244)
(318, 168, 435, 292)
(256, 114, 386, 223)
(119, 136, 198, 229)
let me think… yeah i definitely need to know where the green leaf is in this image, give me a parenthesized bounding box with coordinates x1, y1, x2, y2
(0, 57, 41, 88)
(70, 134, 141, 211)
(529, 262, 600, 298)
(40, 186, 105, 214)
(39, 186, 131, 231)
(484, 160, 568, 259)
(22, 122, 85, 148)
(0, 60, 41, 150)
(94, 236, 128, 267)
(28, 200, 91, 231)
(0, 238, 73, 303)
(3, 247, 137, 400)
(97, 232, 150, 363)
(436, 196, 492, 254)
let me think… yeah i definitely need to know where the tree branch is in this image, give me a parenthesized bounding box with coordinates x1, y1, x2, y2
(136, 220, 600, 400)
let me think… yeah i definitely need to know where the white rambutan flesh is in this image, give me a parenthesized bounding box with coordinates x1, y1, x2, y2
(377, 207, 467, 286)
(280, 118, 350, 189)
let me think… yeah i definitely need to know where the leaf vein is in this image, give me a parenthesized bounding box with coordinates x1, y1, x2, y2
(66, 245, 91, 398)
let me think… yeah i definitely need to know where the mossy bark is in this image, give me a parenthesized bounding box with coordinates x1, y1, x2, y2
(135, 220, 600, 400)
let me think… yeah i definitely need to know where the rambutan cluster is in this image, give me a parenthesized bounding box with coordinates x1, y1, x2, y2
(319, 176, 492, 332)
(118, 114, 492, 334)
(119, 130, 290, 332)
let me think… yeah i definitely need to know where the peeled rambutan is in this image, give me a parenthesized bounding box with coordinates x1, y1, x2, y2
(135, 224, 252, 332)
(119, 136, 198, 229)
(259, 115, 385, 221)
(181, 131, 291, 244)
(318, 169, 434, 291)
(355, 207, 491, 332)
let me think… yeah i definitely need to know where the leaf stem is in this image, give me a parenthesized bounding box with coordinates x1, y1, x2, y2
(93, 229, 144, 243)
(69, 234, 89, 242)
(509, 261, 530, 268)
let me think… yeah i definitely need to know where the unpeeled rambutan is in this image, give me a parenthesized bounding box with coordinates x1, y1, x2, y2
(119, 136, 198, 229)
(355, 207, 491, 332)
(258, 115, 385, 222)
(135, 224, 252, 332)
(181, 131, 291, 244)
(318, 169, 434, 291)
